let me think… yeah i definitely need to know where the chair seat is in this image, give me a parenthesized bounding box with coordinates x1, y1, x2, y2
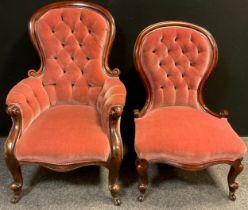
(15, 105, 110, 165)
(135, 106, 246, 165)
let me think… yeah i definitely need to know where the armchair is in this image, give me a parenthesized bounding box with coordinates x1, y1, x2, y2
(4, 1, 126, 205)
(133, 21, 246, 202)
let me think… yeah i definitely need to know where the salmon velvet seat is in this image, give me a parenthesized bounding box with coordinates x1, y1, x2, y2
(14, 104, 110, 164)
(4, 2, 126, 205)
(135, 107, 245, 165)
(133, 22, 246, 202)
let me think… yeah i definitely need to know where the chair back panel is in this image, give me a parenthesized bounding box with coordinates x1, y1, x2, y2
(34, 6, 111, 105)
(136, 23, 217, 111)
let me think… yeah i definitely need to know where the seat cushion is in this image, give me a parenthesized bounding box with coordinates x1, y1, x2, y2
(15, 105, 110, 165)
(135, 106, 246, 165)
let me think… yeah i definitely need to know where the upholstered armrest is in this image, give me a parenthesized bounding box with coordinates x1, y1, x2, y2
(6, 76, 50, 132)
(97, 77, 126, 135)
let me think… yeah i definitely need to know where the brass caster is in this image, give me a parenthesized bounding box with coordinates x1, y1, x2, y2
(229, 192, 236, 201)
(228, 182, 238, 201)
(10, 182, 22, 204)
(11, 195, 20, 204)
(113, 197, 121, 206)
(138, 194, 145, 202)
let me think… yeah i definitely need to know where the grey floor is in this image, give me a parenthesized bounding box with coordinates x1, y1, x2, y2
(0, 137, 247, 210)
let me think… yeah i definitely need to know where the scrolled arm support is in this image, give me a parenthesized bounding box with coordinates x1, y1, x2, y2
(6, 104, 22, 117)
(4, 105, 22, 159)
(97, 77, 126, 135)
(110, 106, 123, 119)
(109, 106, 123, 159)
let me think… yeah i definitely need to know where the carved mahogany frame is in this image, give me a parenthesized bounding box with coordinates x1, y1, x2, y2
(133, 21, 243, 201)
(4, 1, 123, 206)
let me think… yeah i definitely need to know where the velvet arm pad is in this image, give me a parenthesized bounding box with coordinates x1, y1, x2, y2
(97, 77, 126, 135)
(6, 76, 50, 132)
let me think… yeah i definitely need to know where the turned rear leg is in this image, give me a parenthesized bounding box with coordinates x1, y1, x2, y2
(228, 158, 244, 201)
(136, 158, 148, 202)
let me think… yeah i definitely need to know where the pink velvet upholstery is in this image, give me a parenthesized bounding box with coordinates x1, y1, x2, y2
(97, 77, 126, 135)
(37, 8, 109, 106)
(15, 105, 110, 164)
(140, 26, 212, 110)
(135, 106, 246, 164)
(6, 6, 126, 164)
(135, 23, 246, 165)
(6, 77, 50, 131)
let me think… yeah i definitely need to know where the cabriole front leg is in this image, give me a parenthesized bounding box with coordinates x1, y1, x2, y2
(228, 158, 244, 201)
(4, 105, 23, 203)
(108, 160, 121, 206)
(108, 106, 123, 206)
(5, 156, 23, 203)
(135, 158, 148, 202)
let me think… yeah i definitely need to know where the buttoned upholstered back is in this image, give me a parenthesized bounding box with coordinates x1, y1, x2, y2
(134, 22, 218, 112)
(30, 2, 115, 106)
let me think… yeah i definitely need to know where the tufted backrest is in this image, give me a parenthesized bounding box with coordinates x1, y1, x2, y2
(30, 2, 115, 106)
(134, 22, 218, 113)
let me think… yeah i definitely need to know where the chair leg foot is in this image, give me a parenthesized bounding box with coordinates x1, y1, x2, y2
(228, 158, 243, 201)
(108, 159, 121, 206)
(7, 164, 23, 203)
(10, 182, 22, 204)
(114, 198, 121, 206)
(136, 158, 148, 202)
(138, 194, 145, 202)
(5, 145, 23, 204)
(109, 183, 121, 206)
(229, 191, 236, 201)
